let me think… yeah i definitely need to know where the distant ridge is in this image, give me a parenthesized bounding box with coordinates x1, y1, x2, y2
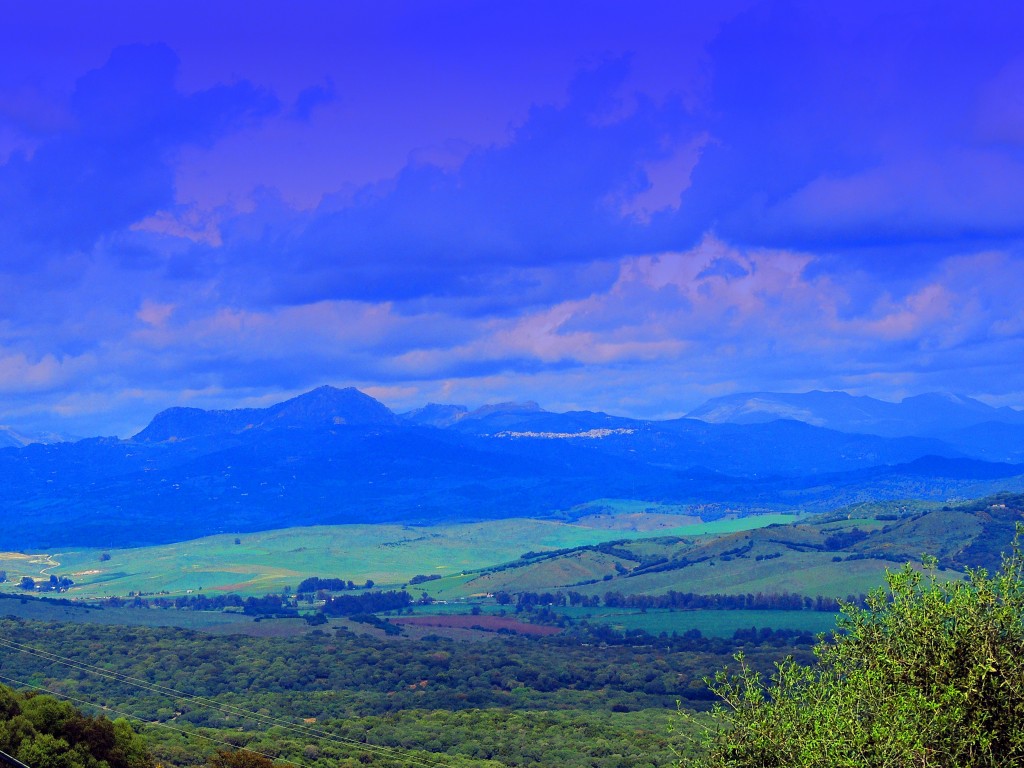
(134, 385, 398, 442)
(687, 390, 1024, 437)
(0, 425, 72, 448)
(403, 400, 548, 432)
(1, 384, 1023, 549)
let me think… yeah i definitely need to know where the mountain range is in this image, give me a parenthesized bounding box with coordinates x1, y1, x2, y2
(0, 425, 73, 449)
(687, 390, 1024, 439)
(1, 386, 1022, 549)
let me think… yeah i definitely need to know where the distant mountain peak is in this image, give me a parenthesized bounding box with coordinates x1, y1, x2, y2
(267, 385, 397, 427)
(401, 403, 470, 428)
(467, 401, 543, 418)
(687, 393, 831, 427)
(133, 386, 397, 442)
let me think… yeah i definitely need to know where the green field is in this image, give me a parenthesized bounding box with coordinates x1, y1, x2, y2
(0, 510, 805, 599)
(3, 503, 965, 609)
(0, 594, 320, 635)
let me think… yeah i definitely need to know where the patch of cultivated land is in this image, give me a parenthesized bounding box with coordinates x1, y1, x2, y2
(392, 614, 561, 636)
(0, 509, 805, 599)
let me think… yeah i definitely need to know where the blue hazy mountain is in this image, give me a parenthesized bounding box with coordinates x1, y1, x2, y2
(1, 386, 1021, 549)
(687, 390, 1024, 437)
(135, 385, 399, 442)
(400, 403, 470, 428)
(936, 422, 1024, 464)
(0, 425, 75, 448)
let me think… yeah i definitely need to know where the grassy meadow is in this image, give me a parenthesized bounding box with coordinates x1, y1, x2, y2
(0, 508, 807, 599)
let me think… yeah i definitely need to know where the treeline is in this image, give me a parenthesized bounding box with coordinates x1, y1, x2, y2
(322, 590, 416, 616)
(409, 573, 442, 585)
(99, 590, 420, 618)
(572, 621, 817, 653)
(17, 574, 75, 592)
(242, 594, 298, 617)
(296, 576, 374, 593)
(509, 589, 863, 612)
(102, 593, 295, 617)
(104, 593, 247, 610)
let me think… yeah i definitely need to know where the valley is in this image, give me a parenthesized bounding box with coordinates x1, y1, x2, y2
(3, 493, 1021, 644)
(7, 11, 1023, 763)
(2, 388, 1023, 767)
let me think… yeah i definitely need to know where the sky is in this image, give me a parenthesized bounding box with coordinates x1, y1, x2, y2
(2, 1, 1024, 437)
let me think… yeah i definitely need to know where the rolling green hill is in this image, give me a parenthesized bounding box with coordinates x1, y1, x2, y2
(433, 493, 1024, 601)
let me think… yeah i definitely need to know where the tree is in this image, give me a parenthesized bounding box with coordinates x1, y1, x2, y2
(18, 577, 34, 591)
(17, 732, 78, 768)
(208, 748, 276, 768)
(686, 533, 1024, 767)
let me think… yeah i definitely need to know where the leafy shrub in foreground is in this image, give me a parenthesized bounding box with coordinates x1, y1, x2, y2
(686, 529, 1024, 767)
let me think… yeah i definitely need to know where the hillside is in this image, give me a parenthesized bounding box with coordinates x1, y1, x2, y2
(445, 494, 1024, 600)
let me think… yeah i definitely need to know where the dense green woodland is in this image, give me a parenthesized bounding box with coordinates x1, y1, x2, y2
(0, 619, 812, 715)
(0, 686, 677, 768)
(0, 616, 812, 767)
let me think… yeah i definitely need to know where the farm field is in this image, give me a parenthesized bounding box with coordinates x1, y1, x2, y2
(391, 613, 562, 636)
(0, 509, 804, 599)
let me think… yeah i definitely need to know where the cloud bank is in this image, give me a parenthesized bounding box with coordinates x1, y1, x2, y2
(1, 2, 1022, 435)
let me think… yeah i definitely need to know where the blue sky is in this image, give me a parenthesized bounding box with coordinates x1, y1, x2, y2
(2, 1, 1024, 436)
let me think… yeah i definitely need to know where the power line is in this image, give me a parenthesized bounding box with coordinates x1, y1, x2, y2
(0, 635, 448, 768)
(0, 748, 31, 768)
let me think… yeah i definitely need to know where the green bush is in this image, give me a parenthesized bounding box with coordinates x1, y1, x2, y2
(686, 532, 1024, 767)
